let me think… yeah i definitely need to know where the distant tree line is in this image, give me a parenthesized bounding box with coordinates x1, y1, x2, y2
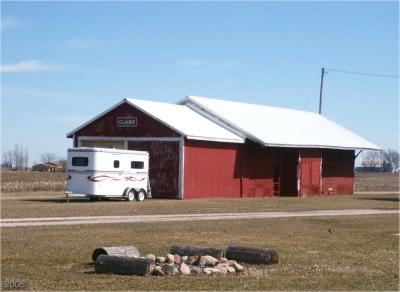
(361, 149, 399, 173)
(2, 144, 66, 171)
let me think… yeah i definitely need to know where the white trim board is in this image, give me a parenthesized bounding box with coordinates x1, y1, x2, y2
(179, 136, 185, 200)
(182, 101, 251, 141)
(78, 136, 182, 143)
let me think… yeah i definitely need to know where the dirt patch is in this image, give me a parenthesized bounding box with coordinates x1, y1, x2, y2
(355, 173, 399, 192)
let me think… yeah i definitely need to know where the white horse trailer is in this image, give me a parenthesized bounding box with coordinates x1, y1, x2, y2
(66, 148, 151, 202)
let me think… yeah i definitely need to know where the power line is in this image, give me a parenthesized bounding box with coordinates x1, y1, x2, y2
(326, 68, 399, 79)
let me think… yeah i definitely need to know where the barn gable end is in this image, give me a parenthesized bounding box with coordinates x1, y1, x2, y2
(72, 101, 180, 147)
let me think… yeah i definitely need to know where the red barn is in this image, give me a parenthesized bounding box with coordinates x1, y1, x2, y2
(67, 96, 380, 199)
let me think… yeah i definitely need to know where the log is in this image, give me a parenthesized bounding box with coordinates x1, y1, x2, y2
(95, 255, 151, 276)
(170, 244, 224, 258)
(92, 246, 140, 262)
(225, 245, 279, 265)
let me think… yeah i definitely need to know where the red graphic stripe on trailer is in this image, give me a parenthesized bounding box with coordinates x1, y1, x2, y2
(87, 175, 145, 182)
(124, 176, 145, 182)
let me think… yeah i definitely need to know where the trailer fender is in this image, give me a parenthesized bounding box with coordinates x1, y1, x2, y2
(123, 188, 131, 198)
(124, 188, 137, 199)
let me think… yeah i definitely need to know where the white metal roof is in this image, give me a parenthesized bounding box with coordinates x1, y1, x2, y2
(67, 98, 244, 144)
(125, 98, 244, 143)
(179, 95, 381, 150)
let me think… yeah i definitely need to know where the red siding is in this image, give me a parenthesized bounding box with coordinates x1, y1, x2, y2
(183, 140, 242, 199)
(321, 149, 354, 194)
(128, 141, 179, 198)
(74, 102, 179, 139)
(299, 149, 322, 197)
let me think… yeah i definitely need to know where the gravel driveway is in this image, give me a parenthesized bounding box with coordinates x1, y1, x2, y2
(1, 209, 397, 227)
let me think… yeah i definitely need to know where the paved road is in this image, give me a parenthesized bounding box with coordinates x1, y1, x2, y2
(1, 209, 398, 228)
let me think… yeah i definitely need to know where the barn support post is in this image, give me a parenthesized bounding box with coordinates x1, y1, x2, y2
(178, 136, 185, 199)
(320, 151, 323, 195)
(239, 160, 243, 198)
(297, 151, 301, 197)
(353, 149, 361, 194)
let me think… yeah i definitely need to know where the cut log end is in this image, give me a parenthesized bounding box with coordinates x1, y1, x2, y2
(226, 245, 279, 265)
(92, 246, 140, 262)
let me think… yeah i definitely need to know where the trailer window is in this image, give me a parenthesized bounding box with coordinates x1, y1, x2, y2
(131, 161, 144, 169)
(114, 160, 120, 168)
(72, 157, 88, 167)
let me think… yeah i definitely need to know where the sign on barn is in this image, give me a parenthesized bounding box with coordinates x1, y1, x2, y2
(117, 117, 137, 127)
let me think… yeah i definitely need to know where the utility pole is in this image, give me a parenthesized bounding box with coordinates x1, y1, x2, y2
(319, 67, 325, 114)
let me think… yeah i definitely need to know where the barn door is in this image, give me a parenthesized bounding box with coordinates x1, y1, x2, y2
(128, 141, 180, 198)
(299, 150, 321, 197)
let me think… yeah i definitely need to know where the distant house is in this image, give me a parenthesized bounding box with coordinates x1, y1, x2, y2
(32, 162, 63, 172)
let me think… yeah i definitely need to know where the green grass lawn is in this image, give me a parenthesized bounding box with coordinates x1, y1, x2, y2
(1, 214, 398, 291)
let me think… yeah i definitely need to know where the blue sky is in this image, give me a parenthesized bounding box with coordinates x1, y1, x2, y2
(1, 1, 398, 164)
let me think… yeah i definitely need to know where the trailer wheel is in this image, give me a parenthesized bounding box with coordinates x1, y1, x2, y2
(136, 190, 146, 202)
(126, 189, 135, 202)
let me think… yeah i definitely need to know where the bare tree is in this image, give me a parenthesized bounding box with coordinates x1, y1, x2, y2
(23, 148, 29, 170)
(41, 152, 57, 164)
(13, 144, 25, 170)
(361, 151, 383, 167)
(2, 145, 30, 170)
(1, 150, 13, 169)
(383, 149, 399, 172)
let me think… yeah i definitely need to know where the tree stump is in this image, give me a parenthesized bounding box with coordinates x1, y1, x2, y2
(225, 245, 279, 265)
(92, 246, 140, 262)
(95, 255, 151, 276)
(170, 245, 224, 258)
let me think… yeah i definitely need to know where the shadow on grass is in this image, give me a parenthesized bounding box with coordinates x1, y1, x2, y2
(357, 197, 400, 202)
(82, 263, 95, 274)
(20, 198, 126, 204)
